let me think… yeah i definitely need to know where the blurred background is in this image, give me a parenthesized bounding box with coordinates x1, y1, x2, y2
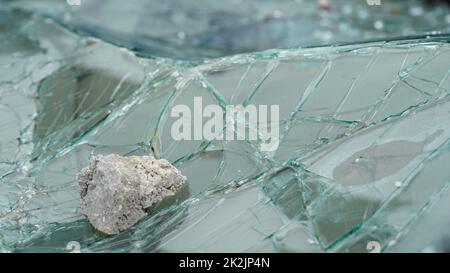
(3, 0, 450, 59)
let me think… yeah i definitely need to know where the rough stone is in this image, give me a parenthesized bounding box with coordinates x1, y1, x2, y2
(76, 154, 187, 234)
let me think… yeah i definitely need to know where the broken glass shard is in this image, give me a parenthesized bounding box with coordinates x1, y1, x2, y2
(1, 1, 450, 253)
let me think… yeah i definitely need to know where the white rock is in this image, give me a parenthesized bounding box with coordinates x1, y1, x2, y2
(77, 154, 187, 234)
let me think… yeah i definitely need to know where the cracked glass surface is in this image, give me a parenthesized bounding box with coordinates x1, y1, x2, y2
(7, 0, 450, 59)
(1, 1, 450, 253)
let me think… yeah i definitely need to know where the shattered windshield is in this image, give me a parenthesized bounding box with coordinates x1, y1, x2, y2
(1, 0, 450, 254)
